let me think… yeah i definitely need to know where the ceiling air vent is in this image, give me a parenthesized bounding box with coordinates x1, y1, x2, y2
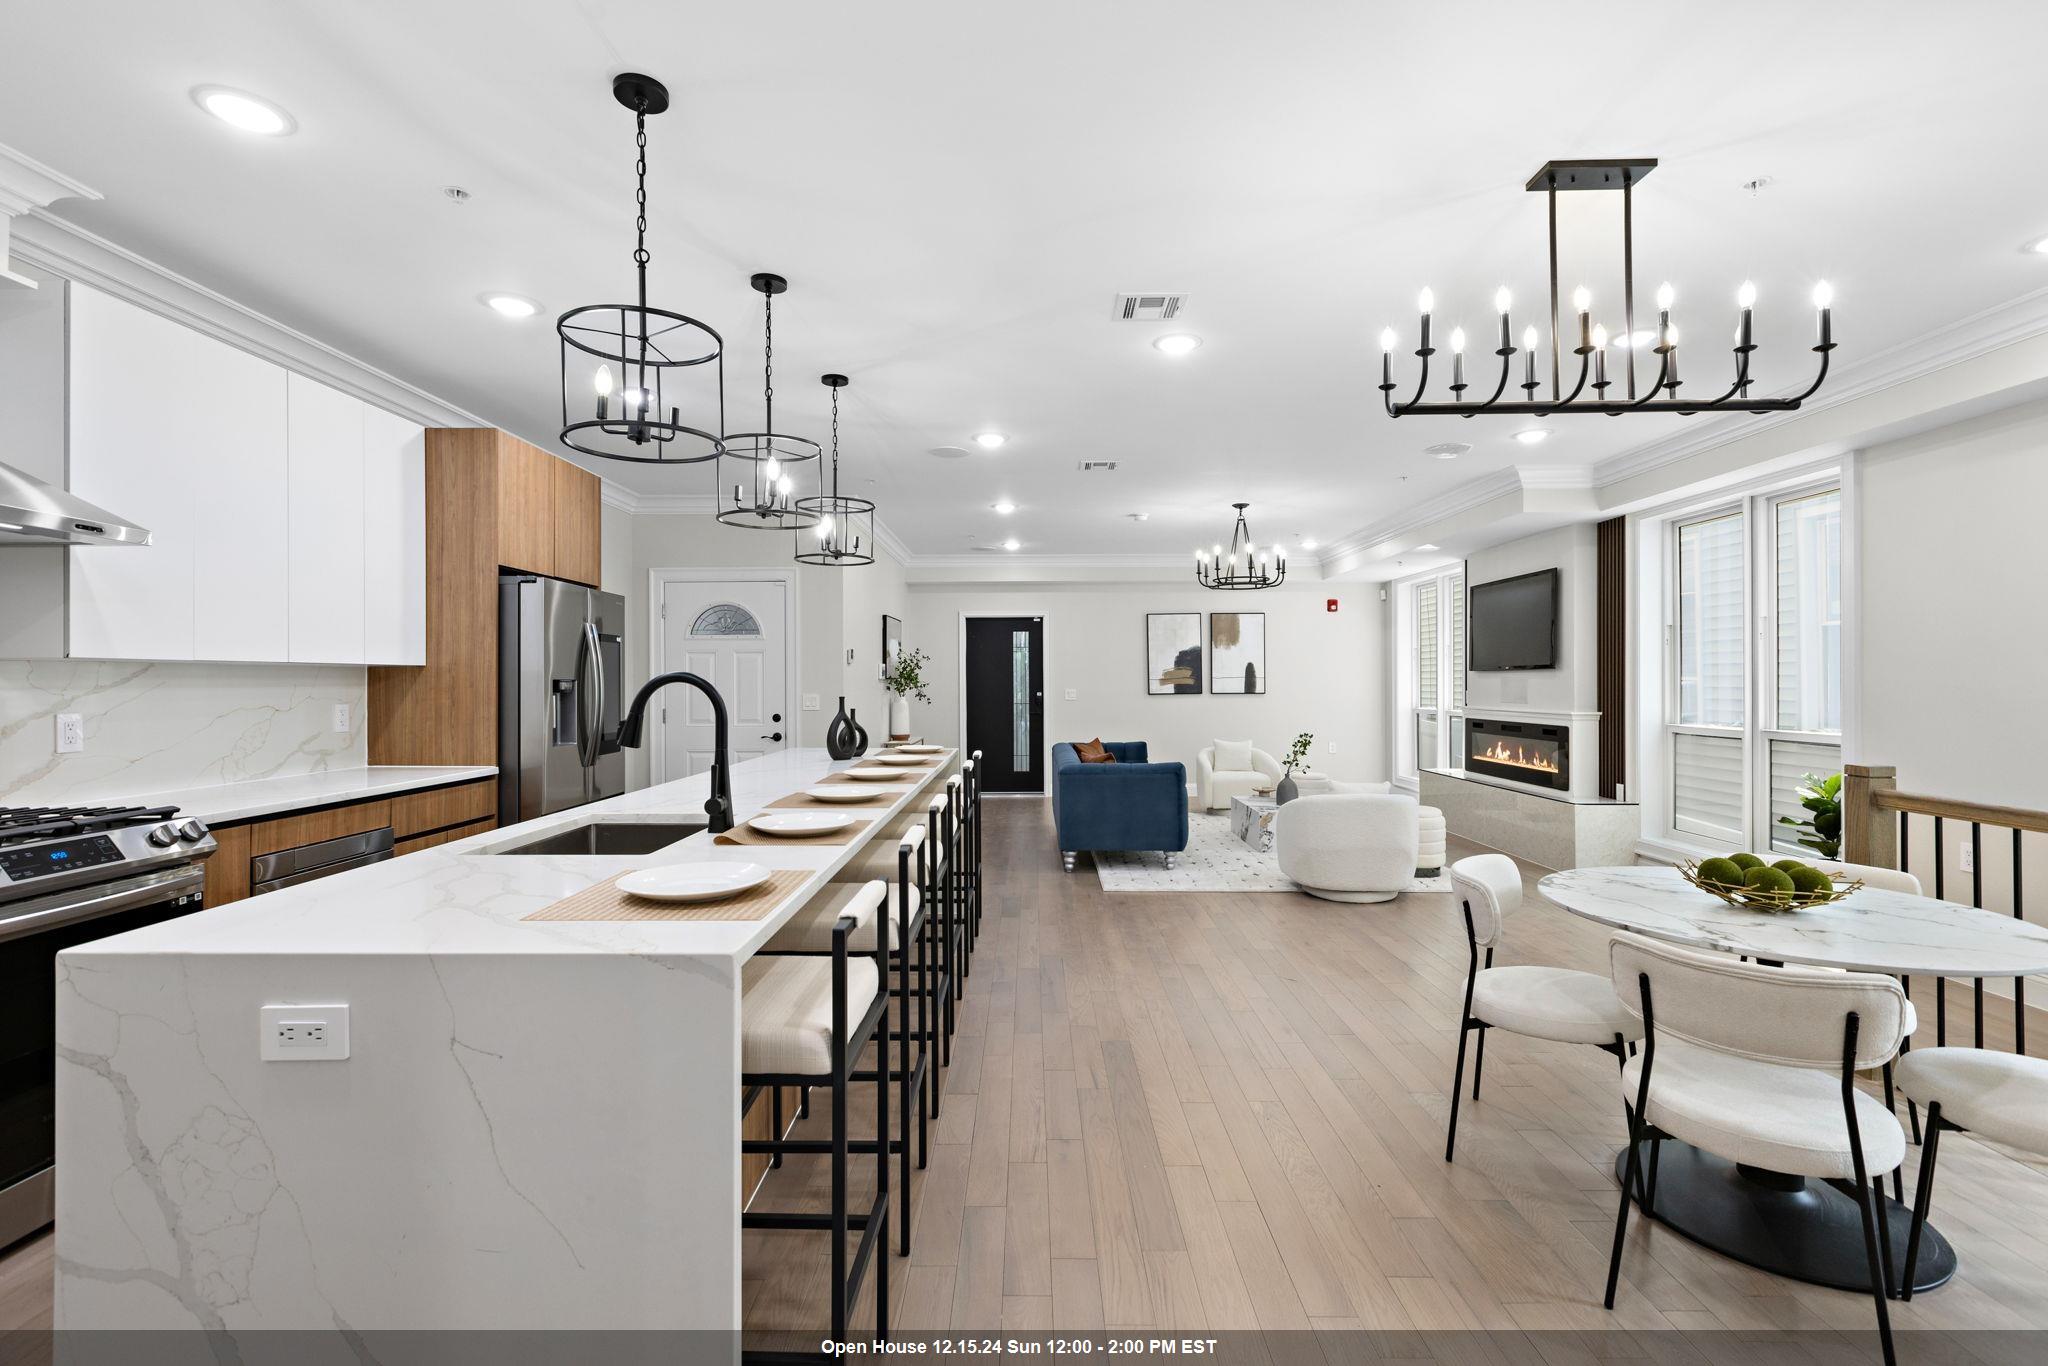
(1112, 293, 1187, 321)
(1076, 460, 1119, 473)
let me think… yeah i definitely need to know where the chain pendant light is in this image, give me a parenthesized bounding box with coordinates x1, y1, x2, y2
(1196, 503, 1285, 589)
(794, 374, 875, 567)
(715, 273, 821, 530)
(557, 73, 725, 463)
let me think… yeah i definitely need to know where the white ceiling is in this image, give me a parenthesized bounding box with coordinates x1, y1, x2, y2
(5, 1, 2047, 559)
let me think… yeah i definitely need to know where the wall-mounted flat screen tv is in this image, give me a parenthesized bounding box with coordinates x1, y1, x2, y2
(1467, 568, 1559, 671)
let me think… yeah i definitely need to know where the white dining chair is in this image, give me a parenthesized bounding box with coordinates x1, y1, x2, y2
(1894, 1046, 2048, 1299)
(1604, 931, 1911, 1366)
(1443, 854, 1643, 1162)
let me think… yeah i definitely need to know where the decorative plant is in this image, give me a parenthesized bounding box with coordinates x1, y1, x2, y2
(1281, 731, 1314, 776)
(1776, 771, 1843, 859)
(883, 646, 932, 704)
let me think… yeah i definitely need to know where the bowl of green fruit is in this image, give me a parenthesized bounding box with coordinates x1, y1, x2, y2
(1678, 853, 1862, 912)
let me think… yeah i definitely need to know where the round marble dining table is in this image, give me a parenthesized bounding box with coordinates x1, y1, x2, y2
(1538, 865, 2048, 1297)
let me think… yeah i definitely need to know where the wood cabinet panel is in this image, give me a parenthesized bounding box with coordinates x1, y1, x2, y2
(204, 823, 252, 907)
(494, 435, 557, 577)
(394, 817, 495, 857)
(248, 800, 392, 858)
(391, 779, 495, 839)
(551, 457, 602, 587)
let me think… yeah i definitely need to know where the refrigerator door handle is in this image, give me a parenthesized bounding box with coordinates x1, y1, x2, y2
(576, 620, 602, 772)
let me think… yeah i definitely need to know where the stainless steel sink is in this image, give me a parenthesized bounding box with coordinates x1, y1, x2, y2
(485, 817, 708, 856)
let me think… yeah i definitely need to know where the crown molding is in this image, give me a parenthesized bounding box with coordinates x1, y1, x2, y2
(0, 143, 99, 287)
(1318, 468, 1525, 567)
(13, 209, 485, 430)
(1590, 282, 2048, 490)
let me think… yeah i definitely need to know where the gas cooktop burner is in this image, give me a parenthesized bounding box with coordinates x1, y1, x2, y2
(0, 804, 184, 848)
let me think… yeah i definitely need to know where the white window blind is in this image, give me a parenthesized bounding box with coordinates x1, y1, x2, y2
(1673, 731, 1745, 843)
(1677, 513, 1744, 727)
(1776, 490, 1842, 733)
(1449, 572, 1466, 712)
(1416, 581, 1439, 710)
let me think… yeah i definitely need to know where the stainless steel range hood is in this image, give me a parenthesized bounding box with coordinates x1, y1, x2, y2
(0, 460, 150, 547)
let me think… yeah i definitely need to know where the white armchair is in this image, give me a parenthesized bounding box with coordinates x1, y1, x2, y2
(1196, 744, 1283, 811)
(1273, 794, 1418, 903)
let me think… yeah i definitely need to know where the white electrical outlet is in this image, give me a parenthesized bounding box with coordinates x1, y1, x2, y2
(331, 703, 351, 733)
(55, 713, 85, 754)
(1326, 742, 1338, 754)
(802, 694, 821, 712)
(1960, 839, 1974, 874)
(1063, 688, 1077, 701)
(261, 1004, 350, 1061)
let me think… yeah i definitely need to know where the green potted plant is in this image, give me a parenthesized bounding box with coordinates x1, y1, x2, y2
(1776, 771, 1843, 860)
(1276, 731, 1314, 805)
(883, 646, 931, 741)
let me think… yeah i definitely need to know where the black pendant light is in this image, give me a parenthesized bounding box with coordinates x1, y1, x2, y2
(715, 273, 820, 530)
(793, 374, 875, 568)
(1196, 503, 1285, 590)
(557, 73, 725, 464)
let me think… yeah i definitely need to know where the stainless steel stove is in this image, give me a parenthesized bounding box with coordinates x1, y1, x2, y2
(1, 803, 217, 1248)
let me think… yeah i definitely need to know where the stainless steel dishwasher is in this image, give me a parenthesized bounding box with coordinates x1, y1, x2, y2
(250, 827, 395, 894)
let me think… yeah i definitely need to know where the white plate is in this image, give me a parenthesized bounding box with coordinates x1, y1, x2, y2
(805, 786, 881, 804)
(842, 766, 909, 782)
(870, 751, 929, 765)
(617, 862, 771, 903)
(748, 811, 858, 837)
(893, 744, 945, 754)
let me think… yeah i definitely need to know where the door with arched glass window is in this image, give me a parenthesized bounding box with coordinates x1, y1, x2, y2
(654, 576, 789, 782)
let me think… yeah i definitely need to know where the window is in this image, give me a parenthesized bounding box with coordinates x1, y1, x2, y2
(1401, 569, 1465, 778)
(690, 603, 761, 637)
(1662, 483, 1841, 852)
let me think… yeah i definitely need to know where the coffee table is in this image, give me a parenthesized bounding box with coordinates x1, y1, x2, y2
(1229, 793, 1278, 851)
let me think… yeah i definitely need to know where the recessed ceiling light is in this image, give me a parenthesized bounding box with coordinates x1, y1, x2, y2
(1002, 537, 1020, 551)
(1609, 329, 1659, 349)
(992, 500, 1016, 515)
(1416, 543, 1441, 551)
(973, 432, 1007, 450)
(1301, 538, 1319, 551)
(1152, 334, 1203, 356)
(2026, 235, 2048, 256)
(192, 86, 295, 136)
(1424, 442, 1469, 460)
(928, 446, 970, 459)
(1513, 429, 1550, 445)
(482, 293, 538, 319)
(1127, 512, 1149, 522)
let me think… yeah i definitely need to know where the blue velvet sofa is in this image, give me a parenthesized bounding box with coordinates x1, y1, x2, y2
(1050, 741, 1189, 871)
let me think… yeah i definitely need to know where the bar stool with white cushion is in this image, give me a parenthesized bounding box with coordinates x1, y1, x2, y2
(1602, 932, 1910, 1366)
(1895, 1047, 2048, 1299)
(1444, 854, 1643, 1161)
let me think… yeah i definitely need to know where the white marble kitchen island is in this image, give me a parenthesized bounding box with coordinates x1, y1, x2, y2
(52, 748, 953, 1336)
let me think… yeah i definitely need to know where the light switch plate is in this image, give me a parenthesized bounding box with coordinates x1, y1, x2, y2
(261, 1003, 350, 1061)
(802, 694, 821, 712)
(1063, 689, 1078, 701)
(55, 713, 85, 754)
(331, 703, 351, 733)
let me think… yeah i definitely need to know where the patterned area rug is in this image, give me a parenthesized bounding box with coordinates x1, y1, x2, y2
(1093, 813, 1453, 894)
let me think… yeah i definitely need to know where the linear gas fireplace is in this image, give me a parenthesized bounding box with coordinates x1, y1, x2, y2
(1465, 716, 1569, 792)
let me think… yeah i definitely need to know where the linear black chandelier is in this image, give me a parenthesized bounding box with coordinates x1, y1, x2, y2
(1380, 159, 1836, 420)
(716, 272, 820, 531)
(1195, 503, 1285, 590)
(793, 374, 875, 568)
(558, 73, 725, 463)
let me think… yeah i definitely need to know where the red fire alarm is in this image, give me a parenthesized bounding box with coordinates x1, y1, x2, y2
(1326, 598, 1339, 613)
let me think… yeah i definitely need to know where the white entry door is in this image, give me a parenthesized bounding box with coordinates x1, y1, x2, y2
(657, 577, 789, 782)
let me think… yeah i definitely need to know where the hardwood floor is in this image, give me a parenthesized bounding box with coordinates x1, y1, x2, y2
(9, 797, 2048, 1350)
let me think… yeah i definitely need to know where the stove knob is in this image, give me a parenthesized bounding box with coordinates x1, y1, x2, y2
(178, 820, 208, 842)
(147, 823, 179, 848)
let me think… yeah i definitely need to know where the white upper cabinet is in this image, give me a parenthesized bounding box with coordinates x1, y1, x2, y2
(64, 284, 425, 665)
(287, 373, 367, 663)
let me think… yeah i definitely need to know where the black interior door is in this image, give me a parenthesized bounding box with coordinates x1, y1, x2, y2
(965, 616, 1045, 793)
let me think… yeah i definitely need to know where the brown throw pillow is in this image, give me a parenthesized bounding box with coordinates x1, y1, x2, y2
(1074, 738, 1117, 764)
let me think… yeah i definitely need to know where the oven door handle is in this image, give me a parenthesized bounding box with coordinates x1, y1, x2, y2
(0, 865, 206, 945)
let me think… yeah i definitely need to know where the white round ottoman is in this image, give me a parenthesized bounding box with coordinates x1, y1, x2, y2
(1416, 805, 1446, 877)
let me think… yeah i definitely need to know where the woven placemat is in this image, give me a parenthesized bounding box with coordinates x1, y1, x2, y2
(523, 869, 810, 923)
(769, 791, 890, 809)
(714, 817, 876, 847)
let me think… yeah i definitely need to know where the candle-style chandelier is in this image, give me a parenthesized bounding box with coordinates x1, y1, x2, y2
(1195, 503, 1285, 590)
(557, 73, 725, 463)
(1380, 159, 1836, 420)
(715, 272, 820, 531)
(793, 374, 875, 568)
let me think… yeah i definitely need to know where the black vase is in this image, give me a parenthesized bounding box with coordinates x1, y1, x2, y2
(826, 696, 859, 760)
(847, 708, 870, 757)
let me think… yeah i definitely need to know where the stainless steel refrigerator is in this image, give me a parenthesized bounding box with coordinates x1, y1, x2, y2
(497, 574, 627, 824)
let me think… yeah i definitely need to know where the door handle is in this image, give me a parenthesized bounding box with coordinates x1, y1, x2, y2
(760, 732, 784, 742)
(577, 621, 602, 770)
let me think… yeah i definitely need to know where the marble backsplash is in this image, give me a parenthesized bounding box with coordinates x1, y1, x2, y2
(0, 660, 367, 806)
